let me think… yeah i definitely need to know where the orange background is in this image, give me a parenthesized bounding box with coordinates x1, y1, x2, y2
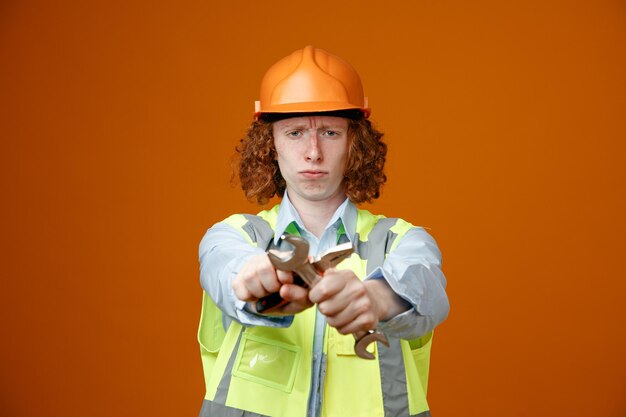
(1, 1, 625, 416)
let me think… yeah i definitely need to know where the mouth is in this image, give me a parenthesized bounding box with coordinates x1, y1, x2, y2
(299, 170, 328, 179)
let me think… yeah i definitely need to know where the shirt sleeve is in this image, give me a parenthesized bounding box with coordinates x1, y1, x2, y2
(199, 221, 294, 328)
(365, 227, 450, 339)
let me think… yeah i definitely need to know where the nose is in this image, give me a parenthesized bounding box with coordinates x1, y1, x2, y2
(305, 133, 322, 162)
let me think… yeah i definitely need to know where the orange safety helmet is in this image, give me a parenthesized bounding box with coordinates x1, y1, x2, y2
(254, 45, 371, 119)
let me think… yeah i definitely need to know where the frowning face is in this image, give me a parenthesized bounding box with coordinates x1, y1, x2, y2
(273, 116, 349, 206)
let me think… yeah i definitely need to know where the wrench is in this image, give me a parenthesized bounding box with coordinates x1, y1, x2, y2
(258, 234, 389, 360)
(256, 236, 353, 312)
(309, 239, 390, 360)
(255, 235, 321, 313)
(351, 330, 389, 360)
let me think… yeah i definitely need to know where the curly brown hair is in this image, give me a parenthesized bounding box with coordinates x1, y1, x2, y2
(235, 114, 387, 205)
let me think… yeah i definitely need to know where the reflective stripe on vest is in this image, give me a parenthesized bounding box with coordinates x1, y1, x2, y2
(199, 399, 431, 417)
(198, 206, 432, 417)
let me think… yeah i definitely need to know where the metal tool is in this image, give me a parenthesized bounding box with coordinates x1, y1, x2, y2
(256, 236, 352, 312)
(257, 234, 389, 360)
(351, 330, 389, 360)
(255, 236, 321, 313)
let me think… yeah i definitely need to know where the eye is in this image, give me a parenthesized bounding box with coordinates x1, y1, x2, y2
(323, 130, 340, 137)
(286, 130, 302, 138)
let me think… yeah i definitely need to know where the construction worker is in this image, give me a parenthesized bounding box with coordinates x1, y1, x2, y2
(197, 46, 449, 417)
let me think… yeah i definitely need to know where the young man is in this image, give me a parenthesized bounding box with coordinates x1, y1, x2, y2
(198, 46, 449, 417)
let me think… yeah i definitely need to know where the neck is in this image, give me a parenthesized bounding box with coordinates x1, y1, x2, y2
(287, 191, 347, 238)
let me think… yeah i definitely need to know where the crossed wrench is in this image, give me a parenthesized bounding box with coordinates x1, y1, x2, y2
(257, 235, 390, 360)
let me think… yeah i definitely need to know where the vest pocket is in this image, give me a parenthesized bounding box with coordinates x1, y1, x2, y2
(232, 333, 301, 393)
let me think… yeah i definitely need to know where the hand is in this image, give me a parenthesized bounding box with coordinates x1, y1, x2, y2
(232, 254, 313, 315)
(309, 270, 412, 334)
(308, 269, 384, 335)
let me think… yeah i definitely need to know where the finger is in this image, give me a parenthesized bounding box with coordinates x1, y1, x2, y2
(243, 274, 267, 299)
(240, 269, 277, 299)
(258, 270, 281, 295)
(278, 301, 314, 315)
(232, 279, 253, 301)
(315, 277, 353, 316)
(329, 304, 378, 335)
(308, 274, 345, 304)
(316, 292, 359, 321)
(252, 255, 281, 293)
(279, 293, 314, 315)
(316, 296, 350, 317)
(335, 315, 378, 335)
(323, 291, 377, 333)
(276, 269, 294, 285)
(280, 283, 309, 304)
(233, 255, 275, 299)
(274, 284, 311, 313)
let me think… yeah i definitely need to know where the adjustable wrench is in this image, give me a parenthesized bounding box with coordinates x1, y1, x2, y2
(257, 234, 389, 360)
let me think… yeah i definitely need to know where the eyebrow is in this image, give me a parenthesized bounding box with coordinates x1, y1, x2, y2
(278, 123, 347, 130)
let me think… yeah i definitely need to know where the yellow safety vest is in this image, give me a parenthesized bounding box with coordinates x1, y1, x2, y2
(198, 206, 434, 417)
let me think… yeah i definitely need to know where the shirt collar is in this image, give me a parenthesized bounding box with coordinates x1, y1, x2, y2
(274, 191, 358, 245)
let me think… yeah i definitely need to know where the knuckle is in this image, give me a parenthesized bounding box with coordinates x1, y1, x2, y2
(316, 285, 330, 300)
(258, 263, 273, 275)
(337, 326, 350, 335)
(233, 286, 248, 300)
(266, 279, 281, 292)
(355, 299, 370, 316)
(233, 280, 245, 293)
(242, 272, 254, 284)
(327, 317, 340, 330)
(317, 302, 330, 315)
(354, 284, 366, 298)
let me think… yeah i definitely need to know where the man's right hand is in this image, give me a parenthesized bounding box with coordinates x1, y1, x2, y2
(232, 254, 313, 315)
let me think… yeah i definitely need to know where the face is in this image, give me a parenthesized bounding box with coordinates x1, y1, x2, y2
(273, 116, 350, 205)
